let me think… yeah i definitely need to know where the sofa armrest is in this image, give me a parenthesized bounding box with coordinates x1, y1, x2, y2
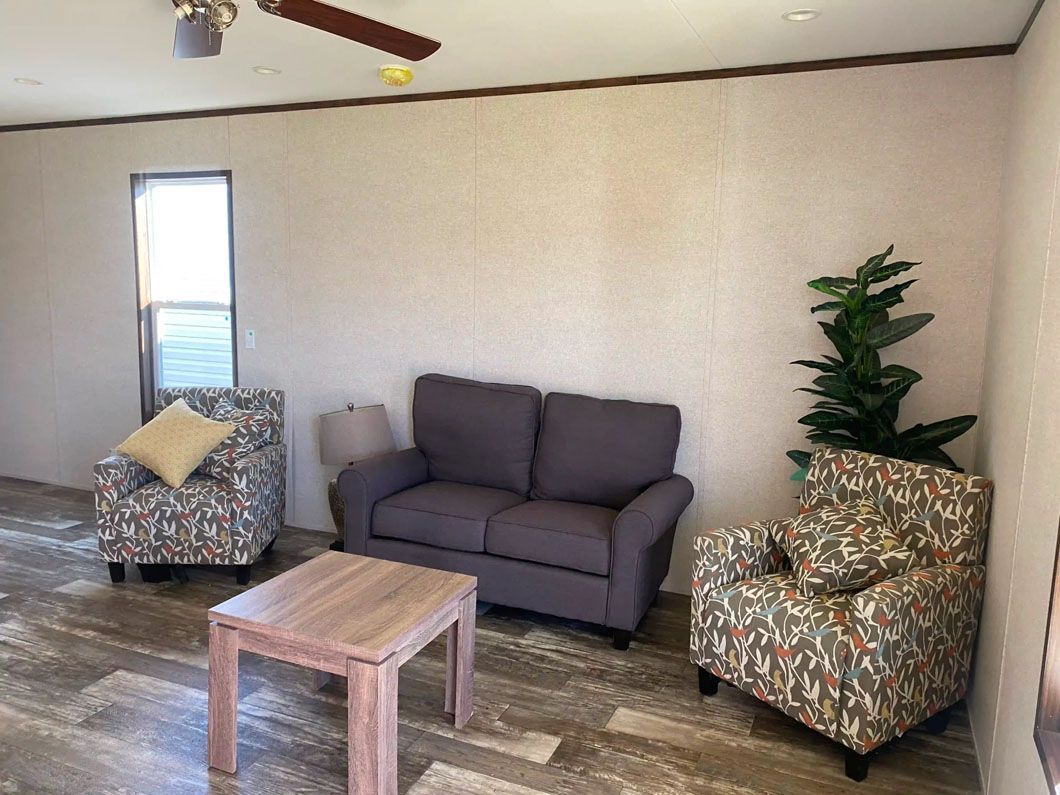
(839, 564, 986, 754)
(612, 475, 694, 554)
(337, 447, 429, 555)
(93, 453, 157, 516)
(605, 475, 693, 632)
(691, 518, 790, 600)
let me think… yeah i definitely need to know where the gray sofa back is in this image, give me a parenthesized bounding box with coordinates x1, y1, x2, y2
(531, 392, 681, 510)
(413, 374, 542, 496)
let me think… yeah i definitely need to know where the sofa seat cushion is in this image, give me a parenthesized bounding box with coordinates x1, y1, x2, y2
(373, 481, 525, 552)
(485, 500, 617, 576)
(695, 572, 853, 740)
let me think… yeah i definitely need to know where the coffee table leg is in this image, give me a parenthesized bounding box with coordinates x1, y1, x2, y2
(207, 621, 239, 773)
(347, 656, 398, 795)
(314, 670, 333, 690)
(445, 592, 475, 729)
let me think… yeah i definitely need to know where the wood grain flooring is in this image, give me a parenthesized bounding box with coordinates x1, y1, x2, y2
(0, 476, 982, 794)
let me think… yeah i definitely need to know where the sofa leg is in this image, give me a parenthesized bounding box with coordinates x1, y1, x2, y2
(612, 629, 632, 650)
(235, 565, 252, 586)
(845, 749, 870, 782)
(924, 707, 951, 735)
(136, 563, 172, 583)
(107, 562, 125, 583)
(698, 666, 719, 696)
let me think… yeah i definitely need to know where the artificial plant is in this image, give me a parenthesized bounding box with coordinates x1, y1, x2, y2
(786, 245, 976, 480)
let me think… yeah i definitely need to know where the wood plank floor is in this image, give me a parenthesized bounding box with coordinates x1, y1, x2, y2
(0, 476, 981, 794)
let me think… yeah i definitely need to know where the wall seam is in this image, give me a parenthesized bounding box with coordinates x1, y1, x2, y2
(35, 130, 63, 483)
(985, 137, 1060, 794)
(472, 98, 479, 380)
(283, 112, 297, 525)
(696, 82, 728, 530)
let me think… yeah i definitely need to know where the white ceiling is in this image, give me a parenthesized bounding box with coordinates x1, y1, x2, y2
(0, 0, 1036, 126)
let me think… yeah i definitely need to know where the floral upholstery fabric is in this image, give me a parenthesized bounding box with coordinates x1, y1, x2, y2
(801, 447, 993, 568)
(155, 387, 284, 445)
(97, 388, 286, 567)
(690, 447, 993, 756)
(695, 571, 854, 739)
(201, 400, 275, 480)
(788, 499, 916, 597)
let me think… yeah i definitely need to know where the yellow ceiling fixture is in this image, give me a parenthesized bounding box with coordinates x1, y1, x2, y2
(379, 64, 414, 87)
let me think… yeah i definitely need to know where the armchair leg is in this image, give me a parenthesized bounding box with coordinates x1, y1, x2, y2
(137, 564, 172, 583)
(612, 629, 632, 650)
(235, 565, 252, 586)
(845, 749, 870, 782)
(698, 666, 719, 696)
(107, 563, 125, 583)
(924, 707, 951, 735)
(262, 537, 277, 556)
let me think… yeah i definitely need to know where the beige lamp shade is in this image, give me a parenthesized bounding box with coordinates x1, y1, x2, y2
(319, 404, 396, 465)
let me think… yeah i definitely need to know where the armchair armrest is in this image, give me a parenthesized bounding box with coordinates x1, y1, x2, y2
(337, 447, 429, 555)
(840, 564, 986, 754)
(226, 443, 288, 560)
(93, 452, 157, 515)
(691, 518, 790, 600)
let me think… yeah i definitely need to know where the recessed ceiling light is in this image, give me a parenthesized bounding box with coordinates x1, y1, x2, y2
(13, 77, 43, 86)
(379, 64, 414, 87)
(782, 8, 821, 21)
(251, 66, 281, 75)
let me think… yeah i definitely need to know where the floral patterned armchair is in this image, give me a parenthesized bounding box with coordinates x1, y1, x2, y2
(95, 387, 286, 585)
(690, 447, 992, 781)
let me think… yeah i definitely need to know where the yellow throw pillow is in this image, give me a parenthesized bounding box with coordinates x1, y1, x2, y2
(117, 398, 235, 488)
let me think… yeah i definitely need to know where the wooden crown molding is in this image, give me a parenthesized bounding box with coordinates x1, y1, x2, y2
(0, 43, 1017, 134)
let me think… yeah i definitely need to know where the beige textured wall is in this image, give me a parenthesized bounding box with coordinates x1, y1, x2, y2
(0, 57, 1009, 594)
(969, 0, 1060, 791)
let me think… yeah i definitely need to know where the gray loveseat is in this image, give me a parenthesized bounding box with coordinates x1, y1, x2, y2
(337, 373, 694, 648)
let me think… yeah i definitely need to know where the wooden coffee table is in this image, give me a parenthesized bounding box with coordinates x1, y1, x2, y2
(206, 551, 476, 794)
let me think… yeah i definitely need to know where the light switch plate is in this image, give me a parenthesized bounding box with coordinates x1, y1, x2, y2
(245, 329, 256, 349)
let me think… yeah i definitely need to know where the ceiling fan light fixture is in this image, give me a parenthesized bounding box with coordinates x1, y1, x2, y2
(206, 0, 239, 31)
(172, 0, 195, 20)
(252, 65, 282, 75)
(782, 8, 821, 21)
(13, 77, 43, 86)
(379, 64, 414, 87)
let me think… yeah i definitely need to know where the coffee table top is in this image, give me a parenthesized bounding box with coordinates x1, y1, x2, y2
(208, 552, 476, 664)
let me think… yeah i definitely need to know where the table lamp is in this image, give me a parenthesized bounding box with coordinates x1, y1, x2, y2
(319, 403, 396, 465)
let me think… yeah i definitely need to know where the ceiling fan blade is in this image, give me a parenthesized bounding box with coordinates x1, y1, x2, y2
(173, 16, 223, 58)
(257, 0, 440, 61)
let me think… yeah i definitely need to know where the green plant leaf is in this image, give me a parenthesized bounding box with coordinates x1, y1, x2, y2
(868, 260, 920, 285)
(865, 313, 934, 349)
(790, 466, 809, 482)
(908, 446, 959, 470)
(807, 430, 858, 447)
(819, 321, 854, 360)
(856, 392, 886, 411)
(812, 374, 856, 401)
(878, 364, 922, 381)
(855, 245, 895, 287)
(898, 415, 978, 449)
(798, 410, 859, 431)
(807, 277, 856, 300)
(811, 300, 845, 314)
(863, 280, 917, 314)
(791, 359, 840, 373)
(786, 450, 812, 468)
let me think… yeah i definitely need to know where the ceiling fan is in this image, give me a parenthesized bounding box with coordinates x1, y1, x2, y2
(171, 0, 441, 61)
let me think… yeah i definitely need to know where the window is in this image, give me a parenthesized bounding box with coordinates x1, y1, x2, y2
(1036, 520, 1060, 792)
(131, 171, 237, 422)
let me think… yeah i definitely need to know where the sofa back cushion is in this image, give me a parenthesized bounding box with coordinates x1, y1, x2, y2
(800, 446, 993, 568)
(413, 373, 542, 495)
(531, 392, 681, 510)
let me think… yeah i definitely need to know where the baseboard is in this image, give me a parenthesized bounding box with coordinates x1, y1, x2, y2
(0, 471, 91, 493)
